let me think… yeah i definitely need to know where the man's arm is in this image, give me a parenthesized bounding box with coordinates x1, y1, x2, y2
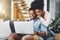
(34, 31, 46, 37)
(37, 32, 46, 37)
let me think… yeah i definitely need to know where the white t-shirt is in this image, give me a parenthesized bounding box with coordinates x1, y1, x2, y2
(40, 11, 52, 27)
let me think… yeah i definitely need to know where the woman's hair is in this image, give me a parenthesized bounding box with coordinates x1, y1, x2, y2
(31, 0, 44, 10)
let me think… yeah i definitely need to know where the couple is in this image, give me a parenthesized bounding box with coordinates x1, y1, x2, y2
(8, 0, 54, 40)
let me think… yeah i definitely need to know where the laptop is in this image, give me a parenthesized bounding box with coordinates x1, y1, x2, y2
(14, 21, 34, 34)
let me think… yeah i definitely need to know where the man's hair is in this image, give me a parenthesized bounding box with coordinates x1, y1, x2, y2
(31, 0, 44, 10)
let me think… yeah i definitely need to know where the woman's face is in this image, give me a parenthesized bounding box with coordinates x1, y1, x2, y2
(35, 9, 44, 16)
(29, 10, 36, 19)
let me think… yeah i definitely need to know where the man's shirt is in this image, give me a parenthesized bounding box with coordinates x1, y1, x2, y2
(33, 18, 48, 34)
(33, 18, 48, 40)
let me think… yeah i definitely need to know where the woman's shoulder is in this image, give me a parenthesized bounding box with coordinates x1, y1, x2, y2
(45, 11, 51, 15)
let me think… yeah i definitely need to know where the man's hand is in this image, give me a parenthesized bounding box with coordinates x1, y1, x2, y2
(37, 32, 46, 37)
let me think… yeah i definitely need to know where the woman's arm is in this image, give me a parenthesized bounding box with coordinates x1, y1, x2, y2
(40, 13, 51, 27)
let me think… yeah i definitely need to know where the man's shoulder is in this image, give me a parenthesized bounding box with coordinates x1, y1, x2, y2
(34, 18, 39, 21)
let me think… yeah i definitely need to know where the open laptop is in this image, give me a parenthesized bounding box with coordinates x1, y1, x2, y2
(14, 21, 34, 34)
(0, 21, 34, 39)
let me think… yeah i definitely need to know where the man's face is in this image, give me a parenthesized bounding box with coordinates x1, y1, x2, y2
(35, 9, 44, 16)
(29, 10, 36, 19)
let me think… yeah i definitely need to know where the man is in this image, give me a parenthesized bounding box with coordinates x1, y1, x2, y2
(31, 0, 54, 40)
(31, 0, 52, 27)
